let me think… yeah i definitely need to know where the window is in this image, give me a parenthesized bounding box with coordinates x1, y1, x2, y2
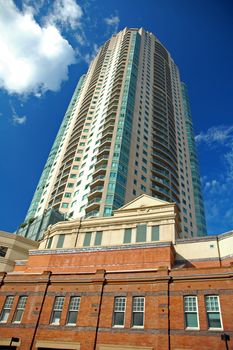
(184, 296, 199, 329)
(136, 224, 147, 242)
(50, 296, 65, 325)
(61, 203, 69, 208)
(151, 226, 159, 241)
(64, 192, 71, 198)
(124, 228, 132, 244)
(13, 296, 27, 323)
(83, 232, 92, 246)
(132, 297, 145, 327)
(66, 297, 80, 325)
(0, 246, 8, 257)
(57, 234, 65, 248)
(0, 296, 14, 323)
(113, 297, 126, 327)
(47, 236, 53, 249)
(94, 231, 103, 246)
(205, 296, 222, 329)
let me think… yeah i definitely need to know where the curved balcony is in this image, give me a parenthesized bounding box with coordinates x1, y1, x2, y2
(88, 185, 104, 200)
(85, 197, 102, 212)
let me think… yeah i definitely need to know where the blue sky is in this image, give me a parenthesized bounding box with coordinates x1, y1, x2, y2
(0, 0, 233, 235)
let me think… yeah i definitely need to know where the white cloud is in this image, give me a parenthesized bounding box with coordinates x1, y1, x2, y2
(195, 125, 233, 145)
(83, 43, 99, 64)
(45, 0, 82, 30)
(104, 15, 120, 27)
(12, 108, 27, 125)
(0, 0, 76, 96)
(104, 15, 120, 33)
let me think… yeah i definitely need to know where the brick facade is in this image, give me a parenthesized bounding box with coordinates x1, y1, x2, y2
(0, 196, 232, 349)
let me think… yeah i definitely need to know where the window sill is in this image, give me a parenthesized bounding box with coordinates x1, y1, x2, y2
(131, 326, 144, 329)
(112, 325, 124, 328)
(66, 323, 76, 326)
(185, 327, 200, 331)
(208, 328, 223, 331)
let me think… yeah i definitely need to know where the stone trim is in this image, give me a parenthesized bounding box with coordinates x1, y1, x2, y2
(35, 340, 80, 349)
(30, 242, 171, 256)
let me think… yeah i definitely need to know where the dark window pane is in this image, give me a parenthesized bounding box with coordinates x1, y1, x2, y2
(113, 312, 124, 326)
(136, 225, 147, 242)
(208, 313, 221, 328)
(94, 231, 103, 246)
(124, 228, 132, 243)
(83, 232, 92, 246)
(57, 234, 65, 248)
(185, 313, 198, 328)
(67, 311, 77, 325)
(133, 312, 143, 326)
(152, 226, 159, 241)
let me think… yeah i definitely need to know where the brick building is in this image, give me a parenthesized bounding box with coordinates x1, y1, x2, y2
(0, 195, 232, 350)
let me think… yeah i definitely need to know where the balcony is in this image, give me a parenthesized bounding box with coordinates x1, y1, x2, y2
(88, 185, 104, 200)
(91, 175, 105, 187)
(85, 197, 102, 212)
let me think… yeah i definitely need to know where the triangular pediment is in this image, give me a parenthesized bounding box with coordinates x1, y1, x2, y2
(114, 194, 171, 213)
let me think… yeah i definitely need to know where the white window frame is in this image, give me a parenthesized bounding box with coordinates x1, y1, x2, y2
(184, 296, 199, 330)
(50, 296, 65, 325)
(205, 295, 223, 330)
(112, 297, 126, 327)
(66, 296, 80, 326)
(0, 296, 14, 323)
(132, 296, 145, 328)
(12, 296, 27, 323)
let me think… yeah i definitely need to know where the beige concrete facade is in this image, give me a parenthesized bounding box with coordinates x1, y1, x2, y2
(23, 27, 206, 241)
(0, 230, 38, 272)
(32, 195, 231, 266)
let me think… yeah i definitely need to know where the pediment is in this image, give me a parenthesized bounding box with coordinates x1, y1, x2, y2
(114, 194, 171, 213)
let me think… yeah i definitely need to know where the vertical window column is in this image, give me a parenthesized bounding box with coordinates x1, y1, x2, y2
(184, 296, 199, 329)
(13, 296, 28, 323)
(50, 296, 65, 325)
(205, 296, 222, 329)
(0, 296, 14, 323)
(66, 296, 80, 325)
(132, 296, 145, 327)
(113, 297, 126, 327)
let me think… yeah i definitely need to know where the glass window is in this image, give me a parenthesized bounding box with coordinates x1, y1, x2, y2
(205, 296, 222, 329)
(64, 192, 71, 198)
(83, 232, 92, 246)
(57, 234, 65, 248)
(0, 246, 8, 257)
(113, 297, 126, 327)
(94, 231, 103, 246)
(47, 236, 53, 249)
(61, 203, 69, 208)
(50, 296, 64, 325)
(0, 296, 14, 323)
(136, 225, 147, 242)
(132, 297, 145, 327)
(124, 228, 132, 244)
(151, 226, 159, 241)
(13, 296, 27, 323)
(184, 296, 199, 328)
(66, 296, 80, 325)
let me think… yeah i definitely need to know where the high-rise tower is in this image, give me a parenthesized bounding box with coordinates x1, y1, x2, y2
(18, 28, 206, 240)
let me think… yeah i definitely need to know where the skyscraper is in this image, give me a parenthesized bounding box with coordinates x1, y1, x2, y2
(18, 27, 206, 240)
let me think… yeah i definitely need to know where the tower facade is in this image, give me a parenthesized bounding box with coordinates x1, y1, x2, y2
(21, 28, 206, 239)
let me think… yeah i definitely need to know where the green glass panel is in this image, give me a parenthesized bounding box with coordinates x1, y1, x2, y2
(57, 234, 65, 248)
(83, 232, 92, 246)
(94, 231, 103, 246)
(208, 313, 221, 328)
(124, 228, 132, 243)
(136, 225, 147, 242)
(185, 313, 198, 328)
(152, 226, 160, 241)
